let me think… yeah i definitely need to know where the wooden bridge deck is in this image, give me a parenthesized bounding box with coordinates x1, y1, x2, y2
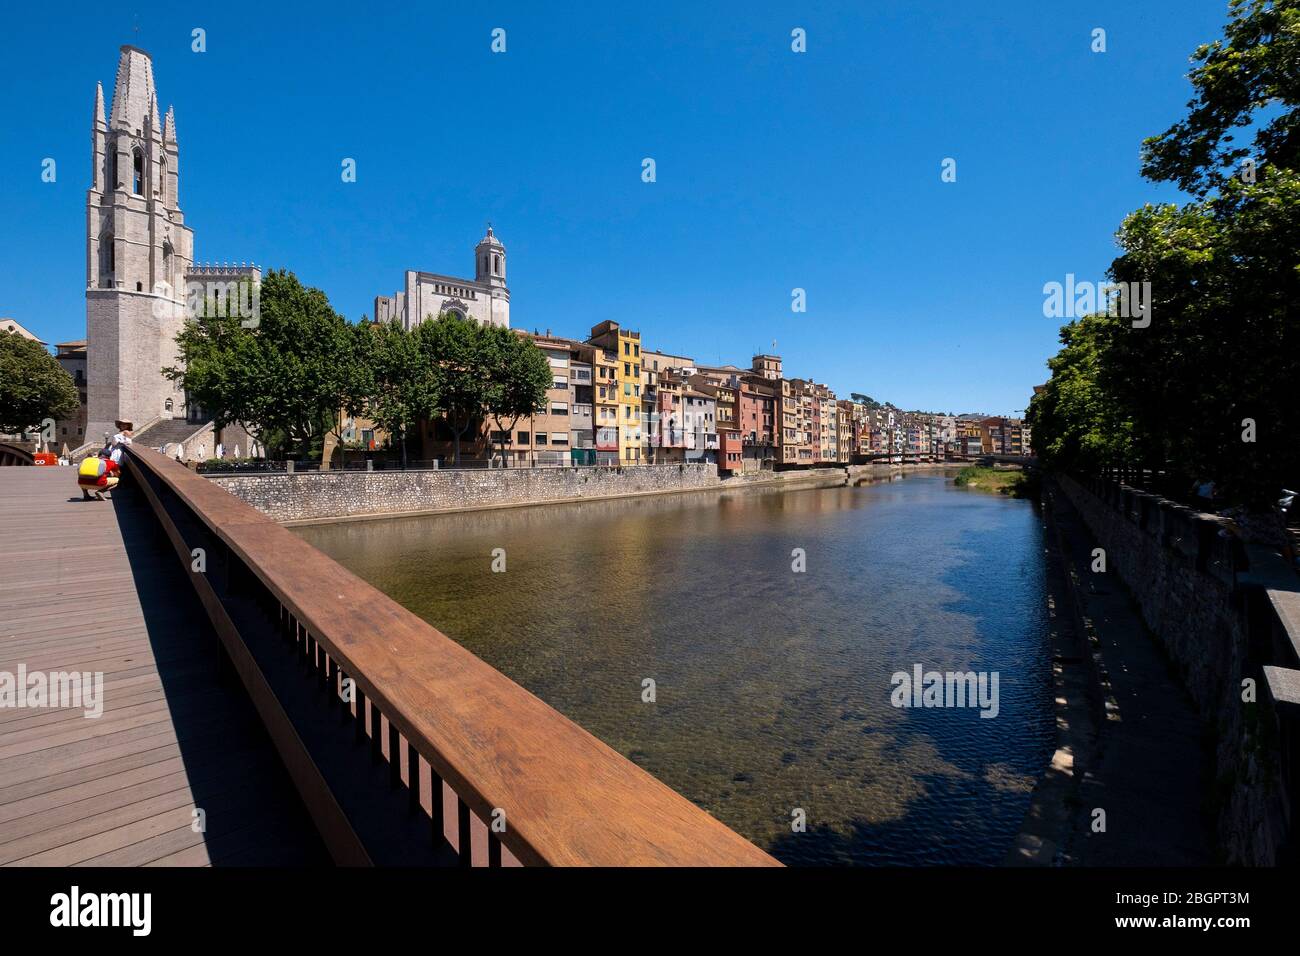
(0, 468, 327, 866)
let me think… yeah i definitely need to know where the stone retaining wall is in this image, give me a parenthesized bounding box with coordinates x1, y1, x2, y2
(210, 463, 726, 523)
(1057, 474, 1300, 865)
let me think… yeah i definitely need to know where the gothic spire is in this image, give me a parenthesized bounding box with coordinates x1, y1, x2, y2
(108, 45, 157, 133)
(94, 82, 106, 128)
(163, 105, 176, 144)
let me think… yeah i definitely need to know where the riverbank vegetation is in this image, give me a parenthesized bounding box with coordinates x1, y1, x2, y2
(953, 466, 1034, 498)
(1027, 0, 1300, 510)
(164, 270, 553, 463)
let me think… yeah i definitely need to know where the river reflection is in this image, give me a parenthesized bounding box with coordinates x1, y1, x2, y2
(295, 473, 1053, 865)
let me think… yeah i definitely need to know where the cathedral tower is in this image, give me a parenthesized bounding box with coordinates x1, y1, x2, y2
(85, 45, 193, 443)
(474, 224, 510, 327)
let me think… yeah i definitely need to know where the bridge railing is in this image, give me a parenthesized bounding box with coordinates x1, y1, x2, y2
(124, 446, 777, 867)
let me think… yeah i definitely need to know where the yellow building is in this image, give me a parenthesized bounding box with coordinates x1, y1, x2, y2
(588, 320, 643, 463)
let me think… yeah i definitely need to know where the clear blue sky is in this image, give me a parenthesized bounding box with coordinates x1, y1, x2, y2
(0, 1, 1228, 415)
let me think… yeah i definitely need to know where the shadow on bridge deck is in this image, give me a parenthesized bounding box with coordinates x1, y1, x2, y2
(0, 468, 327, 866)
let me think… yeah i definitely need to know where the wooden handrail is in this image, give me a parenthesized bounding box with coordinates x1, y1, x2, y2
(125, 446, 778, 867)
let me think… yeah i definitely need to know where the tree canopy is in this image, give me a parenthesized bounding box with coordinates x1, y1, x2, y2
(1030, 0, 1300, 508)
(482, 324, 553, 464)
(165, 273, 553, 464)
(0, 330, 79, 437)
(166, 270, 361, 459)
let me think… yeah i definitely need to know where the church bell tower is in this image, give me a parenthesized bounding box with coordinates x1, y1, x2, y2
(85, 45, 193, 443)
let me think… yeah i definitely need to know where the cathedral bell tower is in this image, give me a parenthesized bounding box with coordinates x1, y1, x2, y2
(85, 45, 194, 444)
(473, 224, 510, 327)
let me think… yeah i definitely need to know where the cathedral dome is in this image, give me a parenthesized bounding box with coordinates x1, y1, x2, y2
(476, 224, 504, 249)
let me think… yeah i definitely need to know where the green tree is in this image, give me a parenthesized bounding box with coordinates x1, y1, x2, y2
(366, 319, 440, 468)
(420, 314, 490, 465)
(0, 331, 79, 438)
(1140, 0, 1300, 197)
(482, 327, 552, 466)
(1026, 313, 1133, 473)
(165, 270, 359, 460)
(1035, 0, 1300, 507)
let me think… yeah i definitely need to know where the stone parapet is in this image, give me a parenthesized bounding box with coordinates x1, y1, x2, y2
(1057, 473, 1300, 865)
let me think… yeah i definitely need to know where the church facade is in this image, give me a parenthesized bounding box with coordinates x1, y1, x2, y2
(373, 226, 511, 329)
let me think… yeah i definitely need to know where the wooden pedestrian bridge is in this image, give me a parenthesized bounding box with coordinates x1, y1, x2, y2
(0, 448, 778, 867)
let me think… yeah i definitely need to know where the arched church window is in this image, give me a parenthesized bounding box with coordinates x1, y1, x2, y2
(160, 157, 169, 203)
(132, 148, 144, 195)
(108, 149, 118, 190)
(101, 234, 114, 285)
(493, 254, 500, 275)
(165, 398, 174, 412)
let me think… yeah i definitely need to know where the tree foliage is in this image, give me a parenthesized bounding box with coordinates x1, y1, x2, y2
(482, 325, 552, 465)
(1031, 0, 1300, 507)
(364, 319, 440, 466)
(166, 279, 554, 466)
(165, 270, 360, 459)
(0, 330, 79, 435)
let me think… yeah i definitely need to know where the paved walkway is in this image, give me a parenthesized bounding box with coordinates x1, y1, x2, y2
(0, 467, 326, 865)
(1043, 480, 1216, 865)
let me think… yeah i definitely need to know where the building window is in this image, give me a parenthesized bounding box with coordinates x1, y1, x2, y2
(624, 342, 630, 355)
(101, 234, 115, 283)
(164, 398, 174, 412)
(536, 433, 549, 445)
(517, 432, 530, 444)
(493, 253, 500, 274)
(132, 147, 144, 195)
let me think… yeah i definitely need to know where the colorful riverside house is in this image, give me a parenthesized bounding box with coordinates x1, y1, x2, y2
(837, 399, 856, 463)
(738, 373, 777, 472)
(587, 321, 643, 464)
(592, 341, 620, 464)
(646, 369, 686, 462)
(780, 378, 817, 468)
(680, 388, 718, 462)
(691, 377, 741, 473)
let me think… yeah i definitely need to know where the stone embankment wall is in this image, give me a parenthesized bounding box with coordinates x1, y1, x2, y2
(208, 460, 958, 524)
(1056, 474, 1300, 865)
(210, 463, 729, 523)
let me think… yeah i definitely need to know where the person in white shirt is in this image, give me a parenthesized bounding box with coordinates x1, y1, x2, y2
(109, 420, 133, 465)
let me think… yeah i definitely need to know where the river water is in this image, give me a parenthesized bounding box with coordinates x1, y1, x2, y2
(294, 472, 1054, 865)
